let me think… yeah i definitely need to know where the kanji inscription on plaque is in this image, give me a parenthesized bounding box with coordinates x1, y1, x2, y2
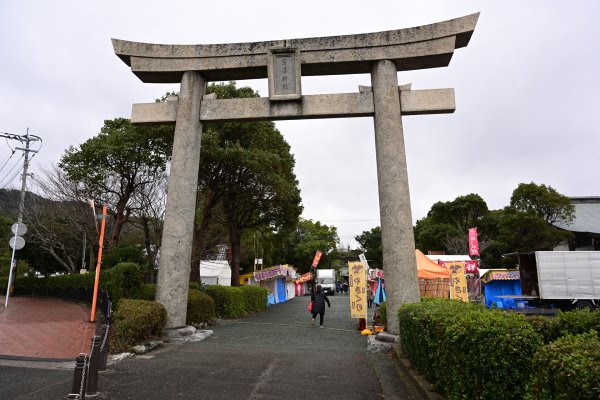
(268, 48, 301, 101)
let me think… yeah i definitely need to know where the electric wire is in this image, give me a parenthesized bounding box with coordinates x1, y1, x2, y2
(0, 153, 24, 187)
(0, 149, 17, 175)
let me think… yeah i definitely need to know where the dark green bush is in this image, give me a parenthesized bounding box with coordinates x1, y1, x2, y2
(137, 284, 216, 324)
(204, 285, 245, 318)
(527, 310, 600, 345)
(102, 262, 144, 305)
(554, 310, 600, 338)
(528, 331, 600, 400)
(186, 289, 215, 325)
(525, 315, 560, 344)
(109, 299, 167, 353)
(102, 244, 147, 269)
(398, 299, 542, 400)
(140, 283, 156, 301)
(398, 299, 480, 383)
(239, 285, 268, 313)
(439, 309, 542, 400)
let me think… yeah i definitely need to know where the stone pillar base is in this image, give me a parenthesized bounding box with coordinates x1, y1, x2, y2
(164, 326, 213, 343)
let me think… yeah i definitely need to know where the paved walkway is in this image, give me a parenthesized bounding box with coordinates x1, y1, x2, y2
(0, 294, 419, 399)
(0, 295, 96, 360)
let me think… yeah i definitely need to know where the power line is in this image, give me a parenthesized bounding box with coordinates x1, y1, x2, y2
(1, 166, 24, 189)
(0, 129, 43, 217)
(0, 148, 17, 175)
(0, 153, 24, 187)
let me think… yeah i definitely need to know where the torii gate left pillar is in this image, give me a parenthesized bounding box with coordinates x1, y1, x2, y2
(112, 13, 479, 331)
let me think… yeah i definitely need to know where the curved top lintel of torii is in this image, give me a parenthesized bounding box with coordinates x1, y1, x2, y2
(112, 13, 479, 83)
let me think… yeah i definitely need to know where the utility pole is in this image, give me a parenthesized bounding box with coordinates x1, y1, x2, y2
(1, 128, 42, 307)
(15, 129, 36, 222)
(0, 129, 42, 207)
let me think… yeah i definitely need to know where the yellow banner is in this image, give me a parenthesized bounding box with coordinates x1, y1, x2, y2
(447, 261, 469, 302)
(348, 261, 367, 319)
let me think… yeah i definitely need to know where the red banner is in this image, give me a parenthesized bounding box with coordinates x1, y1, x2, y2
(311, 250, 323, 268)
(468, 228, 479, 256)
(464, 260, 479, 274)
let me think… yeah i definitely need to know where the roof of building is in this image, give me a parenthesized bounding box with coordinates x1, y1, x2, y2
(553, 197, 600, 234)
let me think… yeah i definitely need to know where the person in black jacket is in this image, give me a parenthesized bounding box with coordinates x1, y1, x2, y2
(310, 284, 331, 328)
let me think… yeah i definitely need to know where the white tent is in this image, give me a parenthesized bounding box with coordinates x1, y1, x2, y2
(200, 260, 232, 286)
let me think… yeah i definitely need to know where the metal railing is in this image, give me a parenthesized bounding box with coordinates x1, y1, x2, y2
(64, 290, 112, 399)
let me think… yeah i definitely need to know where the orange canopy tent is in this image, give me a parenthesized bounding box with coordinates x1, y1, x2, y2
(415, 249, 450, 279)
(416, 249, 450, 298)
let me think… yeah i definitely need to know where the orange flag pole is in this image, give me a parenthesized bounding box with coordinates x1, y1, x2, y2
(90, 204, 107, 322)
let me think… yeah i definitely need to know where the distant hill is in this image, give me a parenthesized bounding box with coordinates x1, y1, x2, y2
(0, 189, 53, 219)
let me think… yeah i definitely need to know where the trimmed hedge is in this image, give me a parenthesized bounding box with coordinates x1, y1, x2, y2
(398, 299, 542, 399)
(109, 299, 167, 353)
(398, 299, 600, 399)
(186, 289, 215, 325)
(398, 299, 482, 383)
(528, 331, 600, 400)
(238, 285, 268, 313)
(102, 263, 144, 306)
(139, 284, 216, 324)
(1, 262, 143, 307)
(204, 285, 246, 318)
(438, 308, 542, 400)
(527, 310, 600, 344)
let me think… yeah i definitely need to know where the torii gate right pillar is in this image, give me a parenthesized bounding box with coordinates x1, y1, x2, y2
(372, 60, 419, 334)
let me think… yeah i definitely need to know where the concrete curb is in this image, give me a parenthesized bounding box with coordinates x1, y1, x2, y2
(391, 343, 444, 400)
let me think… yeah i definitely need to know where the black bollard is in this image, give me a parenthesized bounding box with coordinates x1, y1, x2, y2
(86, 336, 101, 397)
(65, 353, 87, 399)
(99, 325, 109, 372)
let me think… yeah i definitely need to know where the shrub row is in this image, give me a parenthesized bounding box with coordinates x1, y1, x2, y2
(1, 262, 143, 307)
(204, 285, 268, 318)
(140, 284, 216, 326)
(109, 299, 167, 353)
(527, 310, 600, 344)
(397, 299, 600, 400)
(528, 331, 600, 400)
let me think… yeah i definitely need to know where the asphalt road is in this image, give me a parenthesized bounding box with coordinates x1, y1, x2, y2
(0, 294, 419, 400)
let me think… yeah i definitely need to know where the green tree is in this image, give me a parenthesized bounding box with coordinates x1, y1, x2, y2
(198, 82, 303, 285)
(271, 219, 338, 274)
(187, 83, 267, 281)
(414, 194, 489, 254)
(59, 118, 173, 248)
(354, 226, 383, 269)
(509, 182, 575, 224)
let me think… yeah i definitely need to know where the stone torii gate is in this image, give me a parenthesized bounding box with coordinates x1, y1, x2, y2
(113, 13, 479, 333)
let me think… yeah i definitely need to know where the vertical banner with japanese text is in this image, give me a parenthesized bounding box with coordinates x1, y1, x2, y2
(468, 228, 479, 256)
(358, 253, 370, 269)
(446, 261, 469, 302)
(348, 261, 367, 319)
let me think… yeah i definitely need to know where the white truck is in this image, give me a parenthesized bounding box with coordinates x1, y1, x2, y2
(316, 269, 336, 295)
(515, 251, 600, 310)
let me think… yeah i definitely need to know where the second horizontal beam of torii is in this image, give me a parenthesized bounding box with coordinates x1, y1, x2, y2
(131, 85, 455, 125)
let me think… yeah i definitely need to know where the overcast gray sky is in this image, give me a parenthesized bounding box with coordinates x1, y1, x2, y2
(1, 1, 598, 248)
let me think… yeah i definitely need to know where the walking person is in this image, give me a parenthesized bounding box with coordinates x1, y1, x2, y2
(311, 285, 331, 328)
(367, 284, 374, 308)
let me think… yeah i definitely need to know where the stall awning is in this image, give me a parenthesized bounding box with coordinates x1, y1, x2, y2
(481, 269, 520, 284)
(416, 249, 450, 279)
